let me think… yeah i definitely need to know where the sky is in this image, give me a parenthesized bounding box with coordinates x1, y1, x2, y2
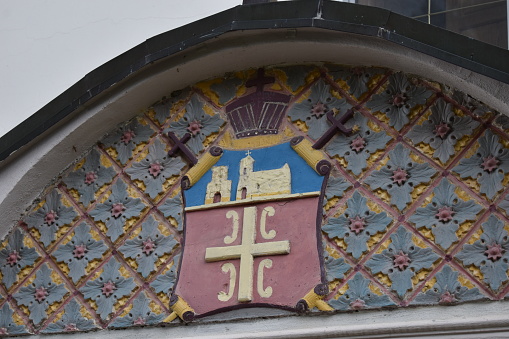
(0, 0, 240, 138)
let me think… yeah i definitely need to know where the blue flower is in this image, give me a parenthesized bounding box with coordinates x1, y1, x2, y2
(89, 180, 146, 241)
(0, 303, 27, 335)
(407, 99, 479, 163)
(328, 66, 385, 98)
(366, 73, 432, 130)
(365, 226, 439, 297)
(14, 263, 68, 324)
(151, 254, 180, 294)
(326, 112, 392, 176)
(125, 139, 185, 199)
(288, 79, 351, 140)
(25, 190, 77, 247)
(42, 299, 97, 333)
(364, 144, 436, 211)
(165, 95, 225, 154)
(324, 255, 351, 282)
(329, 273, 394, 310)
(80, 258, 136, 320)
(453, 130, 509, 199)
(151, 89, 190, 125)
(0, 229, 39, 289)
(210, 76, 243, 105)
(323, 191, 392, 259)
(456, 215, 509, 291)
(63, 149, 116, 207)
(412, 265, 483, 305)
(52, 222, 107, 283)
(101, 120, 154, 165)
(409, 179, 482, 250)
(324, 176, 352, 202)
(119, 216, 178, 278)
(109, 292, 164, 328)
(158, 195, 183, 231)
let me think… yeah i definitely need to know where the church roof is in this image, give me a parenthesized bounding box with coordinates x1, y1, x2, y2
(1, 0, 509, 163)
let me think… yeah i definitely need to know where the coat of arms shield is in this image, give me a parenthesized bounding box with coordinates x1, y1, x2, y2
(171, 141, 330, 319)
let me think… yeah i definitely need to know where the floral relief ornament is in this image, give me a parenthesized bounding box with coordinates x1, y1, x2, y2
(80, 258, 136, 320)
(25, 189, 77, 247)
(42, 298, 97, 333)
(366, 72, 432, 130)
(323, 176, 352, 204)
(326, 112, 392, 176)
(456, 215, 509, 291)
(453, 130, 509, 199)
(0, 229, 39, 289)
(323, 191, 392, 259)
(119, 215, 178, 278)
(412, 265, 483, 305)
(125, 139, 185, 199)
(13, 263, 68, 325)
(165, 94, 225, 155)
(109, 292, 164, 328)
(101, 119, 154, 165)
(324, 254, 351, 282)
(288, 79, 352, 140)
(328, 66, 385, 98)
(159, 195, 183, 231)
(63, 149, 116, 207)
(409, 179, 482, 250)
(151, 253, 180, 295)
(0, 303, 27, 335)
(329, 272, 393, 310)
(364, 143, 436, 211)
(365, 226, 439, 297)
(407, 99, 479, 164)
(89, 179, 146, 242)
(52, 222, 107, 283)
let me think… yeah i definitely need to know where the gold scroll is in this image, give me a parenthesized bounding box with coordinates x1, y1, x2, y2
(182, 146, 223, 189)
(299, 287, 333, 312)
(290, 137, 331, 175)
(170, 295, 195, 322)
(163, 311, 178, 323)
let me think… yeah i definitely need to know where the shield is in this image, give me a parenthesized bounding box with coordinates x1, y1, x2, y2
(172, 141, 329, 319)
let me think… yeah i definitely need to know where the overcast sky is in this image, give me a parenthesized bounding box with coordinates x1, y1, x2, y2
(0, 0, 240, 138)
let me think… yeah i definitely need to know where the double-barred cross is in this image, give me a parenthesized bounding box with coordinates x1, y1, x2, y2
(205, 206, 290, 302)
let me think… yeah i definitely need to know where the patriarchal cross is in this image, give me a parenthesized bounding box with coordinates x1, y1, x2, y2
(205, 206, 290, 302)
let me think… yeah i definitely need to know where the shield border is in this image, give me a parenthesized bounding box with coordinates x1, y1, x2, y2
(170, 138, 332, 321)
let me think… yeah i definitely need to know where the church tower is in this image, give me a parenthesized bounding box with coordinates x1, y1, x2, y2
(205, 166, 232, 204)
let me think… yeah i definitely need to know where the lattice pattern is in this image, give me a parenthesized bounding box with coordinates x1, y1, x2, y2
(0, 64, 508, 335)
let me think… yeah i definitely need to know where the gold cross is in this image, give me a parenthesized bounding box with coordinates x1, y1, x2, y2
(205, 206, 290, 302)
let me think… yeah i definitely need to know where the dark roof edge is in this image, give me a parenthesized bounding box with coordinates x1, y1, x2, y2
(1, 0, 508, 163)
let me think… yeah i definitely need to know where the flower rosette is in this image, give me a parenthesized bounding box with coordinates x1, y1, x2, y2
(409, 179, 482, 250)
(365, 226, 439, 298)
(125, 139, 185, 200)
(323, 191, 392, 259)
(288, 79, 351, 140)
(364, 144, 436, 211)
(456, 215, 509, 292)
(326, 112, 391, 176)
(164, 95, 225, 155)
(407, 99, 479, 164)
(366, 73, 432, 131)
(453, 130, 509, 200)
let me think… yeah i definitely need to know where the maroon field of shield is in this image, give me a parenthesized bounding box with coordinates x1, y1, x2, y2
(175, 195, 324, 317)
